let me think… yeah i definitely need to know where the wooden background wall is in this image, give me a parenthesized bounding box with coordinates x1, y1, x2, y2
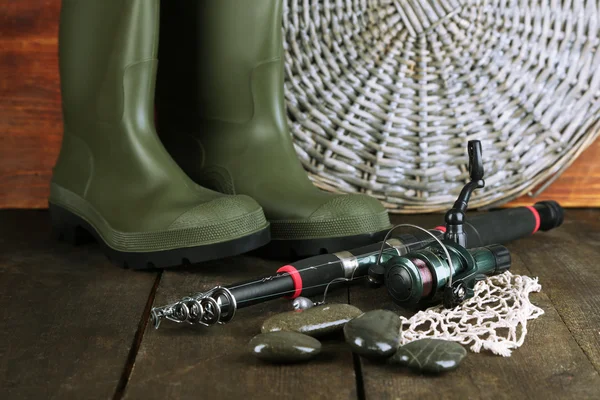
(1, 1, 599, 209)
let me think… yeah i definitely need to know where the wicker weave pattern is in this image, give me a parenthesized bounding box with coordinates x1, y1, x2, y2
(283, 0, 600, 213)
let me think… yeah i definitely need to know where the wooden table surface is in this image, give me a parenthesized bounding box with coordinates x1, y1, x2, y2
(1, 210, 599, 400)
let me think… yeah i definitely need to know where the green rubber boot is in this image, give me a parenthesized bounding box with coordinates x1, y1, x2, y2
(156, 0, 391, 257)
(50, 0, 270, 269)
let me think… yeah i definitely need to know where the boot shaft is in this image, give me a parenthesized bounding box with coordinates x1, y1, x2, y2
(195, 0, 284, 123)
(53, 0, 201, 225)
(59, 0, 159, 126)
(156, 0, 318, 213)
(158, 0, 286, 125)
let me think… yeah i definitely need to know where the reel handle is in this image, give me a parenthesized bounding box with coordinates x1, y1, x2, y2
(444, 140, 486, 247)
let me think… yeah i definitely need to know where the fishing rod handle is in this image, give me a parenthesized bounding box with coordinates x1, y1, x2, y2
(463, 201, 564, 248)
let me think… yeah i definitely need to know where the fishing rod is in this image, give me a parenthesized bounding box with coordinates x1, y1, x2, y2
(151, 141, 564, 329)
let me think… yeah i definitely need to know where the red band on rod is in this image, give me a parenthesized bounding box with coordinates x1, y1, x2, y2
(276, 265, 303, 299)
(434, 226, 447, 233)
(525, 206, 541, 234)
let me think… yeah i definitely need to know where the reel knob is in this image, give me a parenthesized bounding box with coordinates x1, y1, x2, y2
(386, 265, 416, 303)
(367, 264, 386, 288)
(383, 258, 426, 306)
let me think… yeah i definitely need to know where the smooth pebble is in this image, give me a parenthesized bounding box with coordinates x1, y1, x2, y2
(343, 310, 401, 358)
(262, 304, 363, 337)
(389, 338, 467, 373)
(249, 331, 322, 363)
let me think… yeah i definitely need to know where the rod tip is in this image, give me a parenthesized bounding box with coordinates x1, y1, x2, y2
(150, 308, 162, 329)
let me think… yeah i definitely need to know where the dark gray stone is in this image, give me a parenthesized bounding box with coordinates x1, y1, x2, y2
(261, 304, 363, 337)
(389, 339, 467, 373)
(249, 331, 322, 363)
(343, 310, 401, 358)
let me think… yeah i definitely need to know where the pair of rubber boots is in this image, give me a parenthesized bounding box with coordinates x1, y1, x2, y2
(50, 0, 391, 269)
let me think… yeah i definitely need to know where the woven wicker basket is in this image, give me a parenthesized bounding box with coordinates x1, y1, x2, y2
(283, 0, 600, 213)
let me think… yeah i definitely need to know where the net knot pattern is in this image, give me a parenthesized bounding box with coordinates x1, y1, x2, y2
(398, 272, 544, 356)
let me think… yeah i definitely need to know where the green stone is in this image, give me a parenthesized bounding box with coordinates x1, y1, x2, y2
(261, 304, 363, 337)
(249, 332, 322, 363)
(343, 310, 401, 358)
(389, 339, 467, 373)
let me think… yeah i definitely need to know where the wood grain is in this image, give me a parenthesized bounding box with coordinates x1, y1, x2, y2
(508, 141, 600, 208)
(350, 213, 600, 400)
(508, 210, 600, 372)
(0, 1, 63, 209)
(0, 210, 159, 400)
(124, 256, 358, 400)
(0, 0, 600, 209)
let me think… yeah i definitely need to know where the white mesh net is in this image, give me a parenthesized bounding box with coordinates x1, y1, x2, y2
(399, 272, 544, 357)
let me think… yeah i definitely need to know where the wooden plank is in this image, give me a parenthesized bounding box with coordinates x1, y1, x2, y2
(350, 214, 600, 399)
(0, 210, 159, 399)
(0, 0, 62, 209)
(1, 1, 600, 210)
(124, 256, 359, 400)
(508, 209, 600, 372)
(508, 140, 600, 208)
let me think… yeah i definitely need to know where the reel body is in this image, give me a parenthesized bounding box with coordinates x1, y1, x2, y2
(370, 242, 511, 308)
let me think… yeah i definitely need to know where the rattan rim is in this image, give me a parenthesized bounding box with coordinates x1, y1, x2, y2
(283, 0, 600, 213)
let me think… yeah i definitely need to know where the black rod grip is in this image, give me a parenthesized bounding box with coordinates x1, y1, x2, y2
(229, 276, 295, 309)
(465, 201, 563, 247)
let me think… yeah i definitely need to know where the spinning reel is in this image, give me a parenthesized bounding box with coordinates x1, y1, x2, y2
(368, 241, 511, 308)
(368, 140, 510, 308)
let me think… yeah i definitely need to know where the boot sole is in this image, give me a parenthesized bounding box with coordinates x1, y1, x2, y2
(50, 203, 271, 269)
(259, 230, 389, 260)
